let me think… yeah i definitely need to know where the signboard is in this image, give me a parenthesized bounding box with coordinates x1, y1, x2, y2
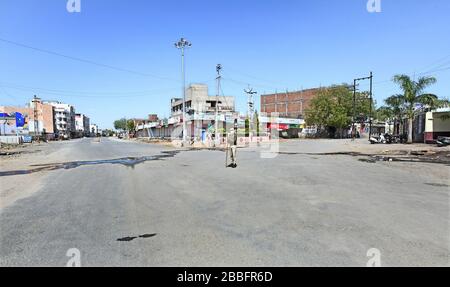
(15, 113, 25, 127)
(238, 136, 270, 145)
(259, 117, 305, 125)
(267, 123, 289, 131)
(0, 113, 15, 120)
(192, 113, 216, 121)
(168, 117, 181, 125)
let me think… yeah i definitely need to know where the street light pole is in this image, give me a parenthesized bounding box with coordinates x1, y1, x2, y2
(369, 71, 373, 139)
(174, 38, 191, 145)
(215, 64, 222, 147)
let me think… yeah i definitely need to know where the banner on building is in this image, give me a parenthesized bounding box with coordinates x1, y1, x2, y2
(15, 112, 25, 127)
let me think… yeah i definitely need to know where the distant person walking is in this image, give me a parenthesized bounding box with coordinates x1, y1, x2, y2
(226, 119, 238, 168)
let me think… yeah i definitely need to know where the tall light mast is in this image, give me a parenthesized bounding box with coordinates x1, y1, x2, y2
(174, 38, 192, 145)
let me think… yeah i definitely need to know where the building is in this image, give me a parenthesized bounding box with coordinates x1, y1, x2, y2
(171, 84, 235, 118)
(44, 101, 76, 139)
(0, 97, 56, 139)
(137, 84, 309, 141)
(135, 114, 161, 138)
(424, 108, 450, 143)
(89, 124, 99, 137)
(148, 114, 159, 122)
(75, 114, 90, 137)
(260, 88, 321, 119)
(136, 117, 171, 138)
(170, 84, 236, 141)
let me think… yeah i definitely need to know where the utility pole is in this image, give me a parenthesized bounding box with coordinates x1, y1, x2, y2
(215, 64, 222, 146)
(245, 86, 257, 119)
(174, 38, 192, 145)
(244, 86, 257, 139)
(32, 95, 39, 142)
(352, 72, 374, 140)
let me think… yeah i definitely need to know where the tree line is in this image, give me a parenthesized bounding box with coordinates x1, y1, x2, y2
(305, 74, 449, 143)
(113, 118, 136, 134)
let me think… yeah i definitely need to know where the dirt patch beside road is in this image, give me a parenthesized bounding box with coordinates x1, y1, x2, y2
(0, 141, 69, 209)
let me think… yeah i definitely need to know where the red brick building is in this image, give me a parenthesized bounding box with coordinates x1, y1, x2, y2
(148, 114, 159, 122)
(260, 88, 321, 119)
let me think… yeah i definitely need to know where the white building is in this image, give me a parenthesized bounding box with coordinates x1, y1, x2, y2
(171, 84, 235, 118)
(425, 107, 450, 143)
(44, 101, 76, 139)
(75, 114, 90, 137)
(170, 84, 235, 141)
(89, 124, 99, 136)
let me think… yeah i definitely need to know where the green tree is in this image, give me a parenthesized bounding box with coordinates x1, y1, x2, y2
(392, 74, 439, 143)
(114, 118, 127, 131)
(126, 119, 135, 133)
(376, 106, 394, 122)
(305, 85, 373, 137)
(254, 110, 260, 136)
(384, 94, 404, 121)
(376, 94, 404, 135)
(305, 88, 336, 130)
(245, 117, 249, 137)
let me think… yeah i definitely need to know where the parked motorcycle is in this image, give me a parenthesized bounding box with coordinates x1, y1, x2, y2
(369, 133, 394, 144)
(370, 134, 386, 144)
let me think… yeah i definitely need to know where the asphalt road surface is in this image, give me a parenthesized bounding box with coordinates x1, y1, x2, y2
(0, 138, 449, 266)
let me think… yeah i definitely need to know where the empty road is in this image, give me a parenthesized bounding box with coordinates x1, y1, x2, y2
(1, 138, 449, 266)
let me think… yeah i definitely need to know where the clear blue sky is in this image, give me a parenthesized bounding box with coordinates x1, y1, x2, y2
(1, 0, 449, 129)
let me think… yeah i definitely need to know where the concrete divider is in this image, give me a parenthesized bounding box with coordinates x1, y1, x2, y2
(0, 136, 23, 145)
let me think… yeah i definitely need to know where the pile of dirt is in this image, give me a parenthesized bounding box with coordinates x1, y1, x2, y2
(366, 150, 450, 165)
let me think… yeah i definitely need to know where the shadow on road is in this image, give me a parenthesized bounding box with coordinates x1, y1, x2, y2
(0, 151, 180, 177)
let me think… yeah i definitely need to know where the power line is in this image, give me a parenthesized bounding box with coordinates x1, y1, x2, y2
(420, 60, 450, 75)
(372, 56, 450, 86)
(371, 66, 450, 88)
(415, 54, 450, 74)
(224, 65, 292, 88)
(416, 65, 450, 77)
(221, 77, 280, 91)
(1, 87, 22, 104)
(0, 37, 178, 82)
(0, 81, 178, 97)
(0, 83, 179, 98)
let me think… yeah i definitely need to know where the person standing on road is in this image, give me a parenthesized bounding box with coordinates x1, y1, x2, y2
(227, 119, 238, 168)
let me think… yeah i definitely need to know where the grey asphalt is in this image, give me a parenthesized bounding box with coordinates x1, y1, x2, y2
(0, 138, 449, 266)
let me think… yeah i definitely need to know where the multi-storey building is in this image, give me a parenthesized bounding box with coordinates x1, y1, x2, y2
(0, 96, 56, 139)
(44, 101, 76, 139)
(170, 84, 236, 140)
(75, 114, 90, 137)
(171, 84, 235, 118)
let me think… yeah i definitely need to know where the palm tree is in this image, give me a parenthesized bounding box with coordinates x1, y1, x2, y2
(392, 74, 438, 143)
